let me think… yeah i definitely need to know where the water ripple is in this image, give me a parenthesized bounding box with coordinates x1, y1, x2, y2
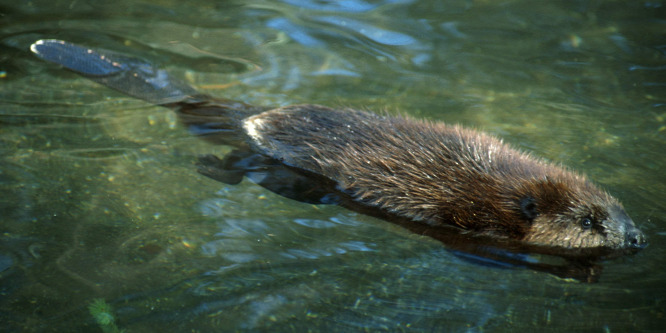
(313, 16, 417, 46)
(279, 0, 413, 13)
(292, 218, 337, 229)
(266, 17, 324, 47)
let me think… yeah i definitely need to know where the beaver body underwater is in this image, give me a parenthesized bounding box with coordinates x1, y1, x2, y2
(30, 39, 646, 256)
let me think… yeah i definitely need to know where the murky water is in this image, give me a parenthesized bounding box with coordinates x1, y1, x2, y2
(1, 0, 665, 331)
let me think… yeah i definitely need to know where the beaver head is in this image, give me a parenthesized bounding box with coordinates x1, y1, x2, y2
(513, 176, 646, 251)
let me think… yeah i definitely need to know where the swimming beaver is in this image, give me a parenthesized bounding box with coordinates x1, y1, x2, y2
(30, 39, 646, 255)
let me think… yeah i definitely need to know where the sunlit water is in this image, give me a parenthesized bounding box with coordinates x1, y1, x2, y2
(1, 0, 665, 331)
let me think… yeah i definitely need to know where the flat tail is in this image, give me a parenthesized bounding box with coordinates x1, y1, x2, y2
(30, 39, 198, 105)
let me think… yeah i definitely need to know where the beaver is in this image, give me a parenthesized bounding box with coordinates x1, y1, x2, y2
(30, 39, 647, 256)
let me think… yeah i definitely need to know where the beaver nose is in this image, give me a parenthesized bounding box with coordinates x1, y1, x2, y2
(626, 229, 647, 249)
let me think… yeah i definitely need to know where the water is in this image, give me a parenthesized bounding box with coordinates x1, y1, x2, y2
(1, 0, 665, 331)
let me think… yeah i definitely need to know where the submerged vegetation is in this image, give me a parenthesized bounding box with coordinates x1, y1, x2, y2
(88, 298, 125, 333)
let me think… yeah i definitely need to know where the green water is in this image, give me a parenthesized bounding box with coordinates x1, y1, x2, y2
(1, 0, 665, 331)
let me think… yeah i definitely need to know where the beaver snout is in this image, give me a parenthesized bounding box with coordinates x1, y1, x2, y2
(626, 228, 647, 249)
(607, 205, 647, 250)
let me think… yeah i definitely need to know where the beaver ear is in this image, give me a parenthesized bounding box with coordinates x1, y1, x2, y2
(520, 196, 538, 221)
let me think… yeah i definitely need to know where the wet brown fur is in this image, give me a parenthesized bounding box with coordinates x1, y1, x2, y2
(244, 105, 644, 250)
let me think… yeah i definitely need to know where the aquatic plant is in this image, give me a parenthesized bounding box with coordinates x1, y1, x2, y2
(88, 298, 125, 333)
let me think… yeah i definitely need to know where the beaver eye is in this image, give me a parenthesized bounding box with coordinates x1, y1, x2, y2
(520, 196, 538, 220)
(581, 217, 593, 230)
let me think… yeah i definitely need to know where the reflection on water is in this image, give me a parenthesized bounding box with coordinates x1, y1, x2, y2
(1, 0, 665, 331)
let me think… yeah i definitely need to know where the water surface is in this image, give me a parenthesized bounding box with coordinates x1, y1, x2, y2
(1, 0, 665, 331)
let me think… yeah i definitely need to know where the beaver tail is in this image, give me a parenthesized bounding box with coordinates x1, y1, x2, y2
(30, 39, 200, 105)
(30, 39, 265, 145)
